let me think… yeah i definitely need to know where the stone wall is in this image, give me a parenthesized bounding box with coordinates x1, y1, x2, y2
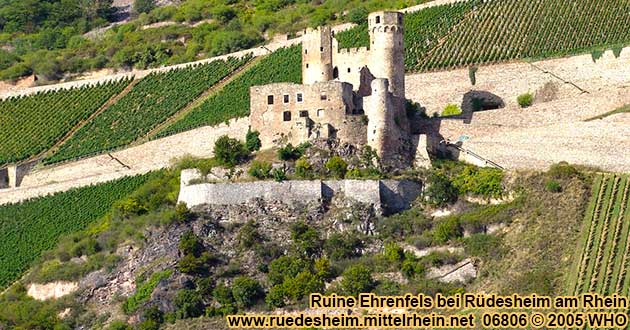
(178, 174, 422, 214)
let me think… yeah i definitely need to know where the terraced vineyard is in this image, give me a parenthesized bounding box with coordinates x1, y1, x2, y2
(45, 56, 251, 164)
(568, 174, 630, 296)
(0, 79, 130, 166)
(156, 46, 302, 137)
(0, 174, 151, 289)
(337, 0, 630, 72)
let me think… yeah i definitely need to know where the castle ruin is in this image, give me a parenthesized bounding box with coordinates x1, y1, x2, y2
(249, 11, 414, 164)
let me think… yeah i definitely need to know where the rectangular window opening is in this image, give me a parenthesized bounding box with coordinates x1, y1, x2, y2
(283, 111, 291, 121)
(299, 110, 309, 118)
(283, 94, 290, 104)
(267, 95, 274, 105)
(297, 93, 303, 103)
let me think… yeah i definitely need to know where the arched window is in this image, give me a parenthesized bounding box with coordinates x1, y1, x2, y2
(333, 67, 339, 79)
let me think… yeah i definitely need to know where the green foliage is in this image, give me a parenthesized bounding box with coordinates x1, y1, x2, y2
(468, 66, 478, 85)
(123, 270, 173, 314)
(174, 289, 204, 319)
(432, 217, 462, 245)
(545, 180, 562, 193)
(341, 264, 374, 296)
(452, 165, 504, 198)
(548, 162, 579, 179)
(175, 202, 192, 223)
(441, 104, 462, 117)
(245, 128, 262, 152)
(290, 221, 322, 258)
(517, 92, 534, 108)
(46, 57, 250, 164)
(231, 276, 264, 309)
(0, 174, 150, 290)
(462, 233, 504, 259)
(0, 79, 129, 165)
(278, 142, 310, 161)
(108, 321, 131, 330)
(213, 135, 249, 167)
(268, 256, 308, 286)
(295, 157, 314, 179)
(324, 232, 363, 261)
(425, 172, 458, 207)
(237, 220, 262, 249)
(272, 166, 287, 182)
(159, 46, 302, 136)
(326, 156, 348, 178)
(377, 208, 432, 239)
(248, 160, 272, 179)
(347, 7, 369, 24)
(134, 0, 156, 15)
(383, 242, 404, 263)
(179, 231, 204, 257)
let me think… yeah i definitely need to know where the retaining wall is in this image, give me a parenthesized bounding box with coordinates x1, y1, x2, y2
(178, 174, 422, 214)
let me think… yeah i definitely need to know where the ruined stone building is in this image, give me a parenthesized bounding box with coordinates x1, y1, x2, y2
(249, 11, 413, 163)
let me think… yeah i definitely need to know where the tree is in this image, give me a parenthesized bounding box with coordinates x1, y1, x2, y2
(341, 265, 374, 296)
(134, 0, 155, 15)
(326, 156, 347, 178)
(231, 276, 263, 309)
(425, 172, 458, 207)
(245, 128, 262, 152)
(174, 289, 204, 319)
(213, 135, 248, 167)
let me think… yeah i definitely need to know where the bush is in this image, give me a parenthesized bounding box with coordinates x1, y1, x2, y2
(214, 135, 248, 167)
(272, 167, 287, 182)
(268, 256, 308, 286)
(232, 276, 263, 308)
(326, 156, 348, 178)
(179, 231, 204, 257)
(441, 104, 462, 117)
(290, 221, 322, 258)
(134, 0, 155, 15)
(248, 161, 272, 179)
(341, 264, 374, 296)
(545, 180, 562, 193)
(452, 166, 504, 198)
(432, 217, 462, 244)
(463, 233, 504, 259)
(384, 242, 404, 263)
(295, 157, 314, 179)
(278, 143, 309, 161)
(548, 162, 579, 179)
(324, 233, 363, 261)
(178, 252, 215, 274)
(425, 173, 458, 207)
(347, 7, 368, 24)
(245, 128, 262, 152)
(517, 93, 533, 108)
(174, 289, 204, 319)
(174, 202, 191, 223)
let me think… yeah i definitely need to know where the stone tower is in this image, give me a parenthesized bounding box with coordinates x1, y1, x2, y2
(302, 26, 333, 85)
(365, 78, 396, 159)
(368, 11, 405, 99)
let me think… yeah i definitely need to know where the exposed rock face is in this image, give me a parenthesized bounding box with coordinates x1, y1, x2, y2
(27, 282, 78, 301)
(427, 258, 477, 284)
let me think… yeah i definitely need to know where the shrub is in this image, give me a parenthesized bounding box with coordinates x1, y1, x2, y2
(425, 172, 458, 207)
(432, 217, 462, 244)
(272, 167, 287, 182)
(326, 156, 348, 178)
(290, 221, 322, 258)
(212, 283, 235, 306)
(237, 220, 262, 249)
(384, 242, 404, 263)
(468, 66, 478, 85)
(278, 143, 310, 161)
(324, 233, 363, 261)
(232, 276, 263, 308)
(441, 104, 462, 117)
(452, 166, 504, 198)
(548, 162, 579, 179)
(179, 231, 204, 257)
(265, 284, 287, 308)
(347, 7, 368, 24)
(463, 233, 504, 259)
(178, 252, 215, 274)
(248, 161, 272, 179)
(545, 180, 562, 193)
(268, 256, 308, 286)
(134, 0, 155, 15)
(174, 289, 204, 319)
(401, 259, 425, 279)
(214, 135, 248, 167)
(282, 271, 323, 301)
(341, 264, 374, 296)
(123, 270, 172, 314)
(174, 202, 191, 223)
(245, 128, 262, 152)
(517, 92, 533, 108)
(295, 157, 314, 179)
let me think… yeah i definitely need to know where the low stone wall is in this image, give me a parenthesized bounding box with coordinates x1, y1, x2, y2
(178, 173, 422, 214)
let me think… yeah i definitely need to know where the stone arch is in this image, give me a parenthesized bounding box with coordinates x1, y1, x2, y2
(384, 26, 390, 32)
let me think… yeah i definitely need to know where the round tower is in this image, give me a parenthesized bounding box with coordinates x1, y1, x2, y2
(302, 26, 333, 85)
(365, 78, 392, 158)
(368, 11, 405, 99)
